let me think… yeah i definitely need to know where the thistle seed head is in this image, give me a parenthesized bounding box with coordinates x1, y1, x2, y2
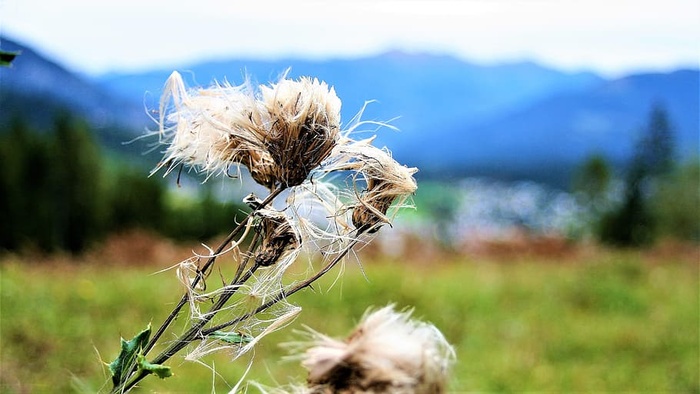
(301, 305, 455, 394)
(260, 77, 342, 187)
(155, 72, 343, 189)
(254, 209, 300, 267)
(155, 71, 277, 186)
(354, 159, 417, 232)
(326, 138, 417, 233)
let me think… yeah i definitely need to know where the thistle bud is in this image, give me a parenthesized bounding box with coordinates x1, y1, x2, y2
(254, 209, 300, 267)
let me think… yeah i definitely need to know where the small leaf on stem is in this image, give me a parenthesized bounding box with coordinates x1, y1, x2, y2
(137, 355, 173, 379)
(108, 325, 152, 387)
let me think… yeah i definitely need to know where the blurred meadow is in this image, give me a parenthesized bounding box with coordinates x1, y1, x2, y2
(1, 237, 698, 393)
(2, 13, 700, 392)
(1, 76, 699, 393)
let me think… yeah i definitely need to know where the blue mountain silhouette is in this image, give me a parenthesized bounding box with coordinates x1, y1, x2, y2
(2, 35, 697, 186)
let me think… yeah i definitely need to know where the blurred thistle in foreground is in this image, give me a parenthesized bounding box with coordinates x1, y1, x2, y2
(298, 305, 455, 394)
(105, 71, 428, 393)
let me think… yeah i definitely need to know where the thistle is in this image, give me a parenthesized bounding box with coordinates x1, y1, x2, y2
(254, 208, 300, 267)
(105, 71, 437, 393)
(155, 72, 341, 189)
(155, 71, 275, 185)
(272, 305, 455, 394)
(325, 137, 418, 233)
(306, 307, 454, 393)
(260, 77, 342, 187)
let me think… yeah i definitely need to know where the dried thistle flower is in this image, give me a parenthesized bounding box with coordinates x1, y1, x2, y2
(110, 70, 425, 394)
(154, 71, 278, 187)
(254, 208, 301, 267)
(260, 77, 342, 187)
(155, 72, 342, 189)
(299, 305, 455, 394)
(325, 138, 418, 233)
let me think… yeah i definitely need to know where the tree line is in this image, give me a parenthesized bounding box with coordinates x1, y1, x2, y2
(0, 112, 246, 254)
(574, 104, 699, 245)
(1, 105, 696, 254)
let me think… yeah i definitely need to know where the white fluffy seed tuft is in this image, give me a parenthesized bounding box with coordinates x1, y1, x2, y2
(300, 305, 455, 393)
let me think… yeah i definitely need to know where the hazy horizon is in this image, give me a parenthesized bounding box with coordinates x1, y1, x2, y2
(2, 0, 698, 77)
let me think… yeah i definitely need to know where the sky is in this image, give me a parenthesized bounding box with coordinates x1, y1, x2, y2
(1, 0, 698, 77)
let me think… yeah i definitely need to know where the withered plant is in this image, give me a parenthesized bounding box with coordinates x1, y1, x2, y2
(105, 71, 444, 393)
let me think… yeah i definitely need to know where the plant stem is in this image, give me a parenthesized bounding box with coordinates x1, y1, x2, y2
(142, 186, 284, 356)
(113, 230, 264, 394)
(112, 188, 283, 394)
(116, 231, 363, 394)
(202, 236, 362, 336)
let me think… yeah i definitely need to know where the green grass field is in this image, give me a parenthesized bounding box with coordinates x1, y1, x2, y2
(1, 247, 698, 393)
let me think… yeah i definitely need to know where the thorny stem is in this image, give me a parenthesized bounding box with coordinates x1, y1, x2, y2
(156, 233, 263, 361)
(142, 186, 284, 356)
(116, 229, 364, 394)
(112, 188, 284, 394)
(203, 235, 363, 336)
(114, 233, 264, 394)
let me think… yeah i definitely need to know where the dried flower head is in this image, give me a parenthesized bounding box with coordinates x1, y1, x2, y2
(254, 208, 301, 267)
(300, 305, 455, 394)
(260, 77, 342, 187)
(155, 72, 342, 189)
(154, 71, 278, 186)
(325, 138, 418, 233)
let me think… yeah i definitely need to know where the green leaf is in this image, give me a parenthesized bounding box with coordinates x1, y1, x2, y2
(0, 50, 20, 67)
(137, 354, 173, 379)
(209, 330, 254, 344)
(108, 325, 152, 387)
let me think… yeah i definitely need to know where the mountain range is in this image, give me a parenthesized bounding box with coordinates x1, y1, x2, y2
(1, 35, 697, 187)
